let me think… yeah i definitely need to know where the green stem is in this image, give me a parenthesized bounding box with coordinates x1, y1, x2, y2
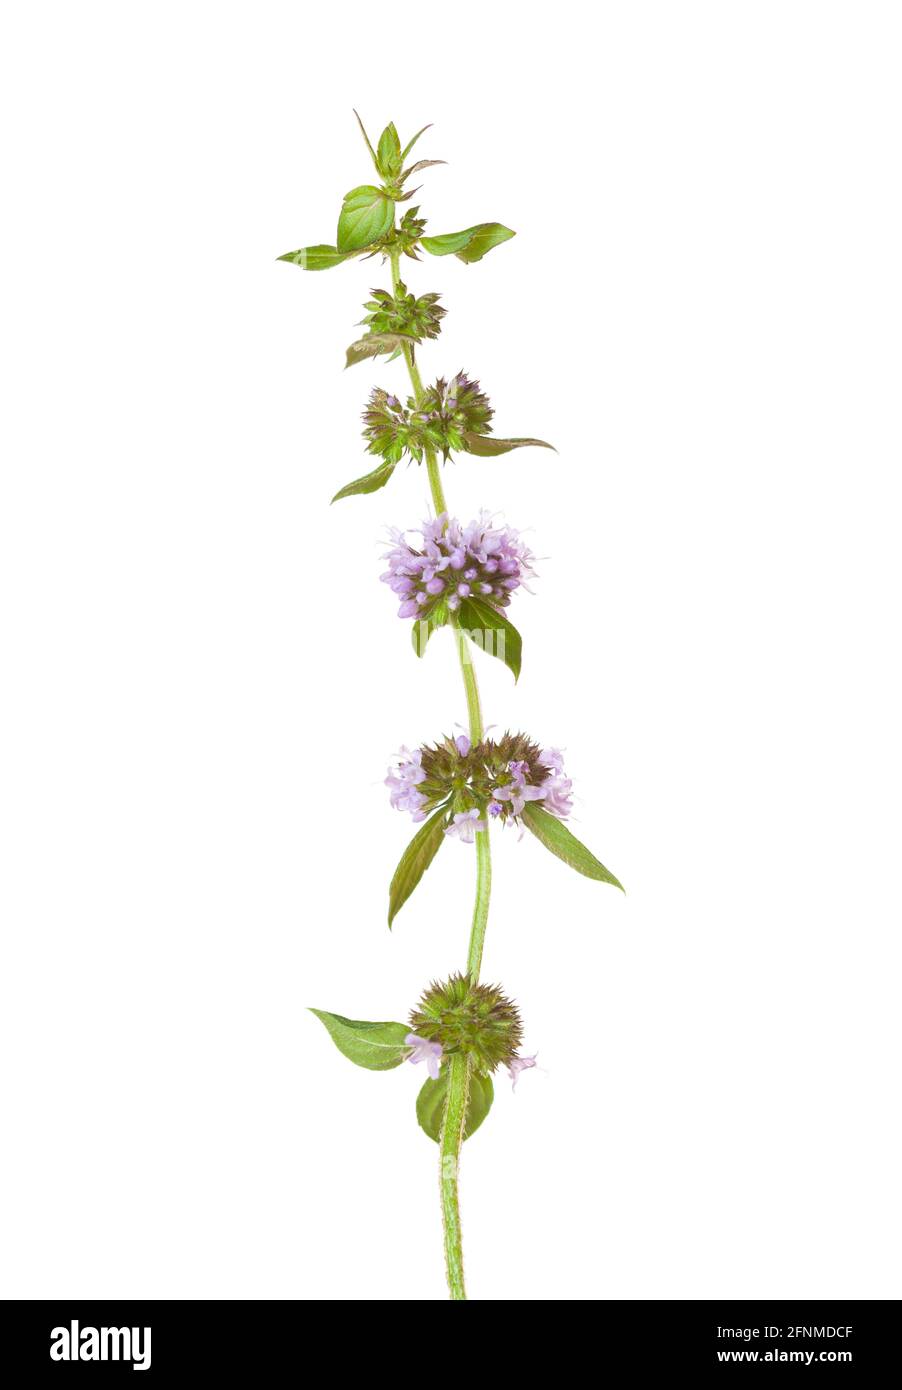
(455, 622, 492, 979)
(439, 1052, 470, 1300)
(390, 242, 493, 1301)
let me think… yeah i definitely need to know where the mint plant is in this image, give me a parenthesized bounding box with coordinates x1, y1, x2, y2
(280, 115, 623, 1301)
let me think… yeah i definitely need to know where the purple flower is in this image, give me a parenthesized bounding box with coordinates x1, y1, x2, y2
(385, 747, 428, 821)
(405, 1032, 443, 1080)
(444, 808, 487, 843)
(492, 759, 548, 818)
(381, 512, 536, 620)
(507, 1054, 537, 1089)
(538, 748, 574, 819)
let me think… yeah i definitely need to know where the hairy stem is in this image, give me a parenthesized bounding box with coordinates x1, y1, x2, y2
(439, 1052, 470, 1301)
(390, 243, 493, 1301)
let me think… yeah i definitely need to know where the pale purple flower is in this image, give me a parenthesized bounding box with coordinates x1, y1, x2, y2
(538, 748, 574, 819)
(492, 760, 548, 818)
(405, 1032, 443, 1080)
(385, 746, 428, 821)
(381, 512, 536, 619)
(444, 808, 487, 843)
(507, 1053, 537, 1089)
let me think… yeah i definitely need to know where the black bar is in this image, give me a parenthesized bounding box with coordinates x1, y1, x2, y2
(2, 1300, 898, 1376)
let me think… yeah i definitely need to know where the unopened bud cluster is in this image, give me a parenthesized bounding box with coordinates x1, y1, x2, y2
(361, 282, 445, 342)
(409, 974, 523, 1075)
(362, 372, 493, 464)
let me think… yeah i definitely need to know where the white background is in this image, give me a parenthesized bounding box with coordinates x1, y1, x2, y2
(2, 1, 900, 1301)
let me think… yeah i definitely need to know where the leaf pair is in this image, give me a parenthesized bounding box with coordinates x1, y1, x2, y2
(331, 431, 555, 499)
(279, 220, 516, 273)
(388, 802, 622, 930)
(310, 1007, 494, 1145)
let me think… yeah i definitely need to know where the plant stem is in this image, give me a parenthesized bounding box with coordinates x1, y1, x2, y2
(390, 243, 493, 1300)
(439, 1052, 470, 1300)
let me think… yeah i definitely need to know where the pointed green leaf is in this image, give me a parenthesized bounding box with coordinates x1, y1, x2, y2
(331, 461, 396, 503)
(345, 332, 418, 369)
(353, 109, 379, 172)
(420, 228, 473, 256)
(401, 159, 446, 182)
(377, 122, 402, 179)
(277, 244, 354, 271)
(521, 804, 624, 890)
(456, 223, 516, 263)
(399, 123, 432, 164)
(420, 222, 515, 263)
(337, 185, 394, 253)
(457, 597, 522, 681)
(463, 432, 556, 456)
(389, 805, 448, 926)
(411, 601, 449, 657)
(309, 1009, 411, 1071)
(416, 1069, 494, 1143)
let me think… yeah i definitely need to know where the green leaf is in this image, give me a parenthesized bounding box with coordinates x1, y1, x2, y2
(345, 332, 417, 369)
(401, 159, 446, 182)
(458, 597, 522, 681)
(521, 804, 624, 890)
(416, 1069, 494, 1143)
(389, 805, 448, 926)
(337, 185, 394, 253)
(331, 461, 396, 502)
(411, 601, 449, 657)
(456, 223, 516, 263)
(420, 222, 515, 263)
(463, 432, 556, 456)
(353, 109, 379, 172)
(376, 122, 402, 179)
(277, 244, 354, 271)
(309, 1009, 411, 1071)
(399, 123, 432, 164)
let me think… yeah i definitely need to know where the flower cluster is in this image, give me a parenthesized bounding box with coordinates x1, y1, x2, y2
(385, 732, 573, 834)
(362, 388, 429, 465)
(416, 373, 493, 455)
(361, 282, 445, 342)
(408, 974, 524, 1075)
(362, 372, 493, 465)
(381, 511, 535, 620)
(373, 207, 426, 260)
